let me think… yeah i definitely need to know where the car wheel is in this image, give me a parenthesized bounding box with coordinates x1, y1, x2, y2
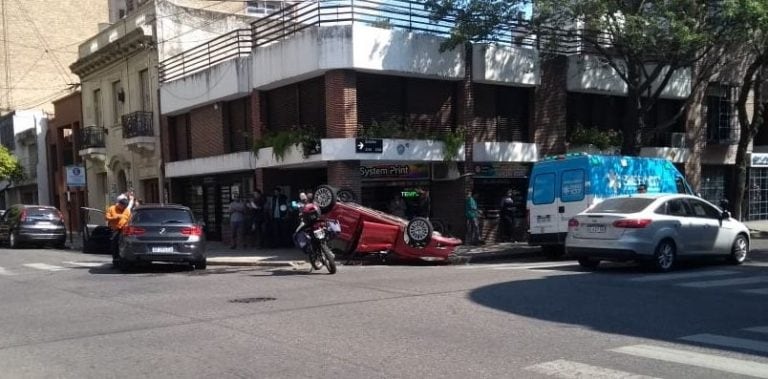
(337, 188, 357, 203)
(405, 217, 433, 246)
(654, 239, 676, 272)
(728, 234, 749, 265)
(8, 231, 18, 249)
(314, 185, 337, 213)
(54, 241, 66, 250)
(117, 258, 134, 272)
(194, 258, 207, 270)
(577, 258, 600, 269)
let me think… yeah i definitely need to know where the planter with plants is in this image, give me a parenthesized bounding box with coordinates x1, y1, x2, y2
(567, 125, 622, 154)
(253, 125, 322, 161)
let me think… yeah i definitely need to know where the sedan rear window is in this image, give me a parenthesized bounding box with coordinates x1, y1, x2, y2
(26, 207, 61, 221)
(586, 198, 655, 214)
(131, 209, 193, 225)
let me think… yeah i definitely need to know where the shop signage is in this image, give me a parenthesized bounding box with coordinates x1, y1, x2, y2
(355, 138, 383, 153)
(473, 163, 529, 178)
(65, 165, 86, 187)
(752, 153, 768, 167)
(360, 164, 429, 180)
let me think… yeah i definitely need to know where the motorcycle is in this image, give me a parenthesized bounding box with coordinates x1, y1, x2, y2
(294, 203, 339, 274)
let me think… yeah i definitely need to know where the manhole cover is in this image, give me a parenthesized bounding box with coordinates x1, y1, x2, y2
(229, 297, 276, 304)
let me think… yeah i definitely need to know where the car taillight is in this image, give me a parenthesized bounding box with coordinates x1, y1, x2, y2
(568, 218, 579, 228)
(613, 219, 653, 228)
(56, 210, 64, 223)
(181, 226, 203, 236)
(123, 226, 146, 236)
(19, 209, 27, 222)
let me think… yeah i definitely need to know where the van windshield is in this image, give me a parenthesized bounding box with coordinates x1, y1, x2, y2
(586, 198, 655, 214)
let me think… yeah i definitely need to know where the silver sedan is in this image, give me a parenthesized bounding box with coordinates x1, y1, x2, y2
(565, 194, 750, 272)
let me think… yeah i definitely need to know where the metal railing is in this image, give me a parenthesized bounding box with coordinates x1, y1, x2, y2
(159, 29, 254, 83)
(158, 0, 613, 83)
(122, 111, 154, 139)
(79, 126, 107, 149)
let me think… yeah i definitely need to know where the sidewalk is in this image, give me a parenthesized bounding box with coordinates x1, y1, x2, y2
(745, 220, 768, 239)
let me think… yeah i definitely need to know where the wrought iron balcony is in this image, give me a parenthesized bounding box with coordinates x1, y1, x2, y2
(80, 126, 107, 149)
(122, 111, 153, 138)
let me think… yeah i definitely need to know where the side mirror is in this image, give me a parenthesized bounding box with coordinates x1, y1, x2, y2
(721, 210, 731, 220)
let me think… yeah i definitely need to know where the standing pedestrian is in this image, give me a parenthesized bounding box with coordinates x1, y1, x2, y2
(267, 187, 288, 248)
(228, 194, 246, 249)
(106, 193, 133, 268)
(499, 190, 515, 242)
(465, 190, 481, 245)
(246, 189, 266, 248)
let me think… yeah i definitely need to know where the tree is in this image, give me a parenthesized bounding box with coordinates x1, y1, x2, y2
(0, 145, 23, 194)
(722, 0, 768, 220)
(425, 0, 726, 155)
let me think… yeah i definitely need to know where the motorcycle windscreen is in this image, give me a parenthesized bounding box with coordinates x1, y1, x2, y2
(355, 221, 399, 253)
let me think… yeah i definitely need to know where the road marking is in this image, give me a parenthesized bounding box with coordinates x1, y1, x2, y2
(612, 344, 768, 378)
(629, 270, 737, 282)
(680, 334, 768, 354)
(525, 359, 661, 379)
(744, 326, 768, 335)
(23, 263, 68, 272)
(492, 262, 578, 270)
(0, 266, 13, 275)
(678, 276, 768, 288)
(742, 288, 768, 295)
(64, 261, 107, 268)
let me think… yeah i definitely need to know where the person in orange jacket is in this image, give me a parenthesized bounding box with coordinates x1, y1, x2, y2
(106, 193, 133, 267)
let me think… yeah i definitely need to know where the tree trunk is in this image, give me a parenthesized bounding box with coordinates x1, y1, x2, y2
(684, 81, 708, 192)
(622, 88, 644, 155)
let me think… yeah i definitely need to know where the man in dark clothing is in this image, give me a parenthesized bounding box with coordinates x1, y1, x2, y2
(499, 190, 515, 242)
(267, 187, 288, 247)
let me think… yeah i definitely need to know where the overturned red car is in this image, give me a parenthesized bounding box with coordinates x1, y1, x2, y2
(312, 185, 462, 262)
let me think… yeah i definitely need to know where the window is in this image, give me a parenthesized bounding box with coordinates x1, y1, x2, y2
(223, 97, 251, 152)
(686, 199, 721, 219)
(139, 69, 151, 111)
(93, 89, 102, 127)
(532, 173, 555, 205)
(706, 83, 737, 143)
(112, 81, 122, 125)
(588, 198, 655, 214)
(658, 199, 691, 217)
(246, 1, 279, 15)
(560, 169, 585, 202)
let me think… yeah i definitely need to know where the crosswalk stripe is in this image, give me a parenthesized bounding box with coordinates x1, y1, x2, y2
(64, 261, 107, 268)
(0, 266, 13, 275)
(629, 270, 737, 282)
(744, 326, 768, 335)
(742, 288, 768, 295)
(612, 344, 768, 378)
(679, 276, 768, 288)
(525, 359, 661, 379)
(680, 334, 768, 354)
(23, 263, 68, 272)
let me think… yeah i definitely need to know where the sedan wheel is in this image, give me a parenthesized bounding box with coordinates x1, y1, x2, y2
(728, 235, 748, 265)
(654, 239, 676, 272)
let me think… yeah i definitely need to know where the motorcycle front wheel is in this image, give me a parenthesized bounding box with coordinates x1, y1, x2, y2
(321, 243, 337, 274)
(309, 248, 324, 270)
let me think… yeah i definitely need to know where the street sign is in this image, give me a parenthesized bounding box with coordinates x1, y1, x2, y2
(66, 165, 86, 187)
(355, 138, 383, 153)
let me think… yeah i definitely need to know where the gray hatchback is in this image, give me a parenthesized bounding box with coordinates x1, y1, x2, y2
(0, 204, 66, 248)
(117, 204, 206, 271)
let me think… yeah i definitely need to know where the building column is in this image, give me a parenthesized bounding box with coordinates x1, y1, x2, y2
(325, 70, 360, 196)
(251, 89, 266, 191)
(534, 56, 568, 156)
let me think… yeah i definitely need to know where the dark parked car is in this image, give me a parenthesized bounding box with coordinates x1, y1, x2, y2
(0, 204, 66, 248)
(116, 204, 207, 271)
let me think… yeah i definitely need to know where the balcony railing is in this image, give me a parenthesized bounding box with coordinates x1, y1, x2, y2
(122, 111, 154, 139)
(80, 126, 107, 149)
(158, 0, 608, 83)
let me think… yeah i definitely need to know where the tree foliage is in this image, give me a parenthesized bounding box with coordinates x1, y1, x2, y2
(0, 145, 23, 192)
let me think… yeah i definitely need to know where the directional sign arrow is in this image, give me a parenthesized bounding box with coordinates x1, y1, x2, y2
(357, 142, 364, 150)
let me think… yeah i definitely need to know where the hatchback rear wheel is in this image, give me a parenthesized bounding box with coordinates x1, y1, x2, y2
(653, 239, 676, 272)
(728, 234, 748, 265)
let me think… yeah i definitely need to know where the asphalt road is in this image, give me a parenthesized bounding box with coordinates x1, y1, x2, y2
(0, 242, 767, 378)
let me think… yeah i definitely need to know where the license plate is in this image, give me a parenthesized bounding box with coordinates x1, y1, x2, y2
(151, 246, 174, 253)
(588, 225, 606, 233)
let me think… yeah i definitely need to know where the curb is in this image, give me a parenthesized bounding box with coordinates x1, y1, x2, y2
(207, 257, 303, 268)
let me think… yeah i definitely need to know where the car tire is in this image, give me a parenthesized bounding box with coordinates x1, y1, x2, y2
(54, 241, 66, 250)
(313, 185, 337, 213)
(405, 217, 433, 246)
(8, 231, 19, 249)
(577, 258, 600, 269)
(728, 234, 749, 265)
(117, 258, 134, 272)
(653, 239, 676, 272)
(337, 188, 357, 203)
(194, 258, 207, 270)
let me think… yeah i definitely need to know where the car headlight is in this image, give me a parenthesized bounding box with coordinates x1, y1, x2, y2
(313, 229, 326, 239)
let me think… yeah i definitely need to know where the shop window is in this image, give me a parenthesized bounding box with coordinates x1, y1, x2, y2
(560, 169, 585, 202)
(706, 83, 739, 144)
(532, 173, 555, 205)
(223, 97, 251, 153)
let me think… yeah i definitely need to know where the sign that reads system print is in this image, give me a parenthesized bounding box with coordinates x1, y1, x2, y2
(360, 164, 429, 180)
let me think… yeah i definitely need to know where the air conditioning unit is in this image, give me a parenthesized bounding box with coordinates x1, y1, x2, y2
(670, 133, 686, 148)
(432, 162, 461, 181)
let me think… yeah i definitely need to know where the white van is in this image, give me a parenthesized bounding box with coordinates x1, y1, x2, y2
(527, 153, 693, 255)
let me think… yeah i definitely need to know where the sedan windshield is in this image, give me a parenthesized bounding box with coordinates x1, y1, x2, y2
(131, 209, 193, 225)
(586, 198, 655, 214)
